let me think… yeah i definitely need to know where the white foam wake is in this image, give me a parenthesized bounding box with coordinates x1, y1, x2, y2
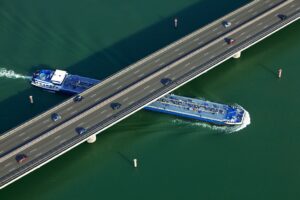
(172, 105, 251, 134)
(0, 68, 31, 80)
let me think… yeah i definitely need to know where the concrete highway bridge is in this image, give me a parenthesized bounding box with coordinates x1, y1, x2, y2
(0, 0, 299, 189)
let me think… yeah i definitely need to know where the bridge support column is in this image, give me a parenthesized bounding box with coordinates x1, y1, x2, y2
(87, 135, 96, 144)
(233, 51, 241, 59)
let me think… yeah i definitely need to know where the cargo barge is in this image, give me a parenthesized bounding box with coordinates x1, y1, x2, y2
(31, 69, 245, 126)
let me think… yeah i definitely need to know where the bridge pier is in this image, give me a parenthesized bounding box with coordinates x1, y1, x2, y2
(233, 51, 241, 59)
(87, 135, 96, 143)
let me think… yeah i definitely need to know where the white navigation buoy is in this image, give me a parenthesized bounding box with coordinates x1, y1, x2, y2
(133, 158, 138, 168)
(174, 18, 178, 28)
(278, 68, 282, 78)
(29, 95, 34, 104)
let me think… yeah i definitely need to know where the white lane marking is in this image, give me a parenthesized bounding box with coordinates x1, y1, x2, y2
(129, 101, 134, 105)
(100, 110, 107, 114)
(90, 94, 97, 98)
(212, 28, 218, 32)
(185, 62, 191, 67)
(193, 37, 200, 42)
(59, 139, 66, 144)
(159, 62, 165, 66)
(29, 148, 37, 154)
(23, 136, 30, 141)
(263, 25, 269, 29)
(94, 98, 101, 102)
(198, 41, 204, 45)
(252, 11, 258, 16)
(8, 167, 16, 172)
(66, 106, 73, 111)
(296, 7, 300, 11)
(143, 85, 150, 90)
(42, 120, 49, 124)
(35, 152, 42, 158)
(240, 32, 246, 36)
(19, 132, 26, 137)
(257, 22, 263, 26)
(117, 85, 122, 90)
(70, 110, 78, 115)
(209, 55, 215, 59)
(217, 31, 223, 35)
(138, 73, 145, 78)
(77, 122, 84, 127)
(154, 58, 160, 63)
(203, 52, 209, 56)
(191, 65, 197, 70)
(174, 48, 181, 52)
(178, 52, 184, 56)
(150, 89, 156, 93)
(54, 135, 61, 140)
(133, 69, 140, 74)
(106, 114, 111, 118)
(4, 162, 12, 168)
(123, 97, 128, 102)
(112, 81, 119, 86)
(248, 8, 253, 13)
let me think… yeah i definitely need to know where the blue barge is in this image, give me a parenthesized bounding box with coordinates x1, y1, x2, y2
(31, 69, 245, 126)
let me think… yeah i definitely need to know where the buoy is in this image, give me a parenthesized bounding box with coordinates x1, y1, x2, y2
(278, 68, 282, 78)
(174, 18, 178, 28)
(29, 95, 34, 104)
(133, 158, 138, 168)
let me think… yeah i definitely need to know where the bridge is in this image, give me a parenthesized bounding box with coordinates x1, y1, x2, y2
(0, 0, 299, 189)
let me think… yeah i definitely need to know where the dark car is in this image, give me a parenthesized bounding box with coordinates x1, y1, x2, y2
(76, 127, 87, 135)
(111, 102, 121, 110)
(225, 38, 235, 45)
(51, 113, 61, 122)
(73, 95, 83, 102)
(15, 154, 28, 164)
(278, 14, 287, 20)
(161, 78, 172, 86)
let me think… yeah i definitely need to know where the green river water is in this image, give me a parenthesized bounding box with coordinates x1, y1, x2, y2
(1, 0, 300, 199)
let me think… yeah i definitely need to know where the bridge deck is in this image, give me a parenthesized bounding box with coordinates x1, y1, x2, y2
(0, 0, 299, 189)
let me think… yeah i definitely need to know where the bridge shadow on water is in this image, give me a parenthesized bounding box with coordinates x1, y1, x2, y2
(1, 0, 253, 195)
(1, 0, 249, 194)
(0, 0, 249, 135)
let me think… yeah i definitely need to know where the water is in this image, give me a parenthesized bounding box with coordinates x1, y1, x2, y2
(1, 0, 300, 199)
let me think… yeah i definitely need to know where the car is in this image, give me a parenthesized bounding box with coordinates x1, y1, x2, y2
(278, 14, 287, 20)
(15, 154, 28, 164)
(73, 95, 83, 102)
(161, 78, 172, 86)
(51, 113, 61, 122)
(222, 20, 231, 28)
(111, 102, 121, 110)
(225, 38, 235, 45)
(76, 127, 87, 135)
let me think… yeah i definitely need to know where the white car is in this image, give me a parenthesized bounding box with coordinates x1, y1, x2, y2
(222, 21, 231, 28)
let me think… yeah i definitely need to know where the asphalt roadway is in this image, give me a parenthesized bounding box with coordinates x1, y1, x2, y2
(1, 0, 300, 189)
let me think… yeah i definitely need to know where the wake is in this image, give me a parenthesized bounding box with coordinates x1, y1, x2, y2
(0, 68, 32, 80)
(172, 105, 251, 134)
